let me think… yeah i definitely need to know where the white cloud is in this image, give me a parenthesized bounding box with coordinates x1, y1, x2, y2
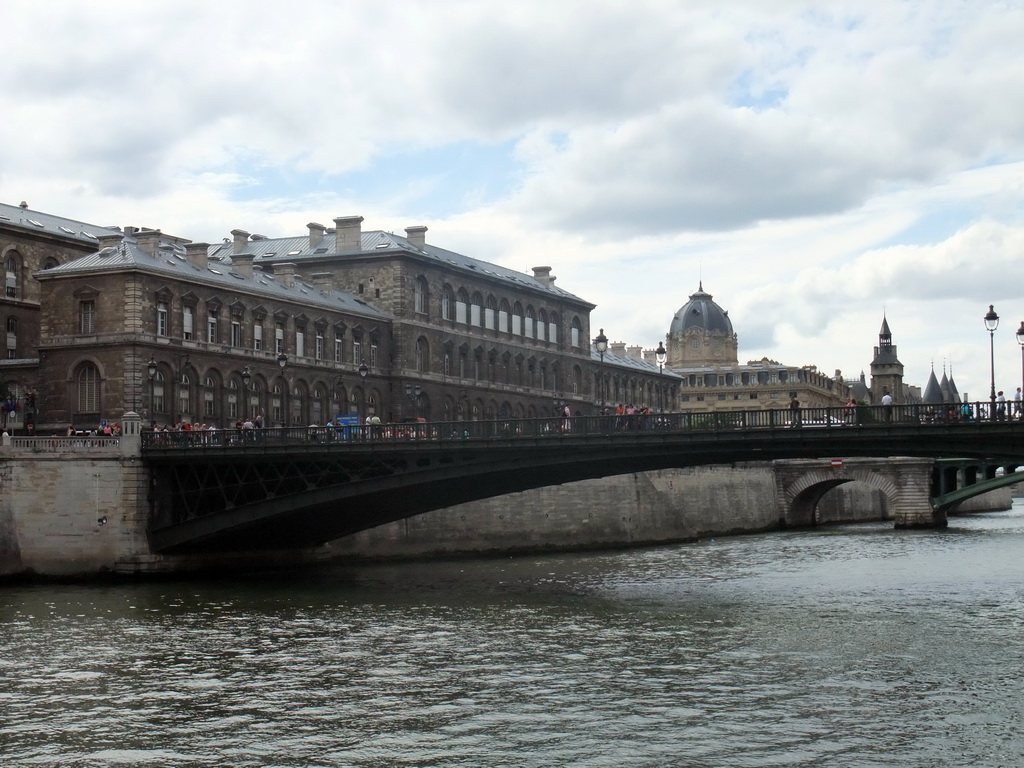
(3, 0, 1024, 402)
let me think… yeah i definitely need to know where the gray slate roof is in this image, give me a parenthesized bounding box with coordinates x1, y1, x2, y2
(38, 233, 390, 321)
(0, 201, 119, 244)
(209, 230, 593, 306)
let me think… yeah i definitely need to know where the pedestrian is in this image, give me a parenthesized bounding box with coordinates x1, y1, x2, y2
(881, 389, 893, 422)
(789, 394, 801, 427)
(997, 391, 1006, 420)
(844, 396, 856, 424)
(1015, 387, 1022, 418)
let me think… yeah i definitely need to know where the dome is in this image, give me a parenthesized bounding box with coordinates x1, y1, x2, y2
(669, 283, 733, 336)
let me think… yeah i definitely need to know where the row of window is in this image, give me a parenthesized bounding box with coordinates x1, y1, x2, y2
(4, 252, 60, 299)
(78, 298, 382, 367)
(416, 279, 586, 348)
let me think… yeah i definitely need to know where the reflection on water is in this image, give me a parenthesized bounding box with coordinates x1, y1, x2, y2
(3, 505, 1024, 767)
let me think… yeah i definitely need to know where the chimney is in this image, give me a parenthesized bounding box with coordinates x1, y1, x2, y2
(610, 341, 627, 356)
(250, 233, 267, 241)
(230, 228, 250, 254)
(311, 272, 333, 295)
(185, 242, 210, 269)
(405, 225, 428, 249)
(626, 345, 643, 361)
(532, 266, 555, 285)
(274, 262, 296, 288)
(135, 229, 162, 258)
(334, 215, 364, 252)
(232, 253, 255, 278)
(96, 232, 124, 250)
(308, 222, 326, 248)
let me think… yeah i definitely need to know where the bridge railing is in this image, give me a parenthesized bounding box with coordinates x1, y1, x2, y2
(139, 401, 1015, 452)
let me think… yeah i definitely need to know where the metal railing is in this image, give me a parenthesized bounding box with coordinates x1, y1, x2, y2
(139, 401, 1020, 452)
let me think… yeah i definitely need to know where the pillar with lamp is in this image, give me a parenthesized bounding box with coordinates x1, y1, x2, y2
(984, 304, 998, 421)
(594, 328, 608, 409)
(1015, 320, 1024, 420)
(655, 340, 667, 411)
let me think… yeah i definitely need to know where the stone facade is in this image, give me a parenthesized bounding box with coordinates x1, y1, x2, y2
(2, 202, 681, 432)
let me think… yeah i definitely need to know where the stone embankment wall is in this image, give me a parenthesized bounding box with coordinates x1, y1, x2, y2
(326, 464, 893, 561)
(0, 440, 149, 577)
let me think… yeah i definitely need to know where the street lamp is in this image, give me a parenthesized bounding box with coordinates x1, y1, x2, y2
(1016, 321, 1024, 418)
(655, 340, 667, 411)
(358, 361, 368, 418)
(404, 382, 421, 418)
(241, 365, 252, 419)
(147, 356, 157, 423)
(984, 304, 999, 421)
(594, 328, 608, 406)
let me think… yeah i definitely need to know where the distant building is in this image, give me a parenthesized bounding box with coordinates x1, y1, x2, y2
(644, 284, 850, 412)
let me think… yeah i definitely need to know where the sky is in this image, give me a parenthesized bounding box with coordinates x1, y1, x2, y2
(3, 0, 1024, 401)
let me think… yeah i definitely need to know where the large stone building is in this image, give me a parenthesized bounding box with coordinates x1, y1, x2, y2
(2, 201, 678, 432)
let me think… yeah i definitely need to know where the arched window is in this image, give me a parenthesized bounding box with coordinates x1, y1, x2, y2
(41, 257, 59, 270)
(152, 371, 166, 414)
(442, 284, 454, 321)
(203, 375, 217, 418)
(414, 277, 428, 315)
(525, 307, 535, 339)
(415, 337, 430, 373)
(5, 255, 19, 298)
(226, 379, 239, 420)
(456, 289, 469, 324)
(5, 317, 16, 359)
(77, 362, 100, 414)
(498, 299, 511, 334)
(512, 302, 523, 336)
(537, 309, 548, 342)
(570, 317, 582, 348)
(470, 292, 483, 327)
(179, 374, 193, 421)
(485, 295, 497, 331)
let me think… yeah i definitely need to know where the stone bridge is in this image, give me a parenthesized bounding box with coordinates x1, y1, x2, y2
(772, 457, 938, 528)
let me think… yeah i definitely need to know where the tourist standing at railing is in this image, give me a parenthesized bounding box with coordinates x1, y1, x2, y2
(1015, 388, 1022, 419)
(844, 397, 857, 424)
(789, 395, 801, 427)
(997, 391, 1006, 421)
(881, 389, 893, 422)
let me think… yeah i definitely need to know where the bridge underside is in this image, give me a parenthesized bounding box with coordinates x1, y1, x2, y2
(145, 422, 1024, 553)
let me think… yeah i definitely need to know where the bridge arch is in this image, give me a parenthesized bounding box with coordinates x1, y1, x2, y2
(777, 461, 901, 527)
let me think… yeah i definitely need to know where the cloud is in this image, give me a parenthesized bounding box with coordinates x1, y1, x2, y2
(2, 0, 1024, 402)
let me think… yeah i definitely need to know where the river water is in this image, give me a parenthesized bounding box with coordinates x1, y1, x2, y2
(3, 502, 1024, 768)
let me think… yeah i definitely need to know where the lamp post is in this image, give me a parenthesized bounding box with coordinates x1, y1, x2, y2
(241, 365, 252, 420)
(984, 304, 999, 421)
(404, 382, 421, 418)
(358, 361, 368, 419)
(1016, 321, 1024, 419)
(147, 356, 157, 424)
(276, 353, 288, 426)
(594, 328, 608, 408)
(173, 353, 189, 424)
(655, 340, 667, 411)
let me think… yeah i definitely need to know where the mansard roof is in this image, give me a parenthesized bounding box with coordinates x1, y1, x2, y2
(0, 201, 118, 244)
(208, 227, 593, 307)
(35, 232, 389, 321)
